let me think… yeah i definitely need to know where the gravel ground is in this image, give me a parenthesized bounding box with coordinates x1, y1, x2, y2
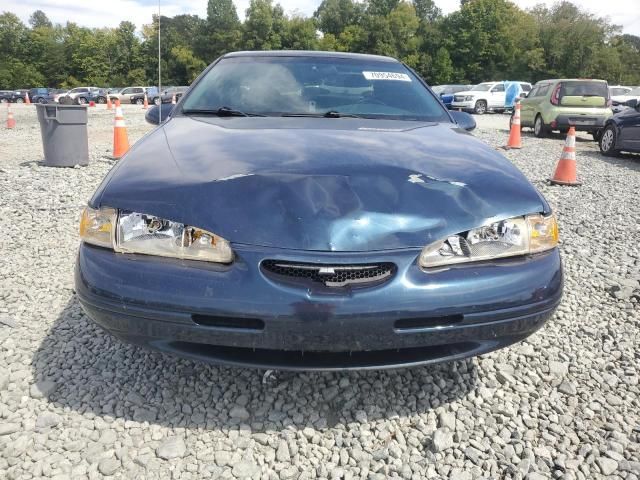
(0, 105, 638, 480)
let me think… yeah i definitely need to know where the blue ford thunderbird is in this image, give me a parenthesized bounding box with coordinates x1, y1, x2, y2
(76, 51, 563, 370)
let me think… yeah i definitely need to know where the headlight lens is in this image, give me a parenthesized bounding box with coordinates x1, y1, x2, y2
(79, 207, 233, 263)
(464, 95, 475, 101)
(419, 214, 558, 268)
(79, 207, 116, 248)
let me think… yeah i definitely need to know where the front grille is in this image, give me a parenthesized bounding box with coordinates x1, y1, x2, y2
(454, 95, 465, 102)
(261, 260, 396, 288)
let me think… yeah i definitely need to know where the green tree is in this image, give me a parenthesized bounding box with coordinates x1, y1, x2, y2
(29, 10, 52, 29)
(243, 0, 285, 50)
(197, 0, 241, 62)
(314, 0, 363, 36)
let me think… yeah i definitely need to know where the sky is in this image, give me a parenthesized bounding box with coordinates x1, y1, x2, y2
(5, 0, 640, 36)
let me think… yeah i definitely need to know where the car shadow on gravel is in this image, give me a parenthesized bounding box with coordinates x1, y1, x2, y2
(581, 150, 640, 170)
(33, 296, 479, 432)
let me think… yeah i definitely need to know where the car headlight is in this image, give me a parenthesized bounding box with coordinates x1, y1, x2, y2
(419, 214, 558, 268)
(464, 95, 475, 101)
(79, 207, 233, 263)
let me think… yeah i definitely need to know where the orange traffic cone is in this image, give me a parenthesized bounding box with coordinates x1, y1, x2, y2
(504, 102, 522, 149)
(171, 93, 176, 105)
(112, 106, 130, 159)
(6, 105, 15, 129)
(143, 92, 148, 110)
(550, 126, 581, 186)
(106, 95, 112, 110)
(24, 92, 31, 105)
(115, 98, 121, 108)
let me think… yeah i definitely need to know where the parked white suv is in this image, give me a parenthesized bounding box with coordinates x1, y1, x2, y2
(451, 81, 532, 114)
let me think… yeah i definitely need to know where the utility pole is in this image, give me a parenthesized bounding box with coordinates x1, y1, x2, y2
(158, 0, 162, 122)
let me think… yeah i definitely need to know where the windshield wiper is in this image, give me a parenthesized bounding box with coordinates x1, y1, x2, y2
(282, 111, 364, 118)
(182, 106, 266, 117)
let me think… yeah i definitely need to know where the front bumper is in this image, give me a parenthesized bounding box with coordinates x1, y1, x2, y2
(450, 100, 475, 111)
(76, 243, 563, 370)
(551, 115, 609, 131)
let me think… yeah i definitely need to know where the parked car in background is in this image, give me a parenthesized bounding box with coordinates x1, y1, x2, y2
(108, 86, 150, 104)
(0, 90, 14, 102)
(28, 88, 55, 104)
(52, 89, 68, 103)
(108, 87, 123, 95)
(451, 81, 532, 114)
(432, 84, 472, 109)
(128, 87, 159, 105)
(92, 88, 109, 104)
(11, 89, 30, 103)
(517, 79, 612, 138)
(598, 98, 640, 156)
(76, 50, 562, 370)
(149, 86, 189, 105)
(610, 87, 640, 113)
(58, 87, 101, 105)
(609, 85, 633, 102)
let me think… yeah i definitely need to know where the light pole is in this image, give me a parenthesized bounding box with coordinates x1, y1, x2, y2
(158, 0, 162, 122)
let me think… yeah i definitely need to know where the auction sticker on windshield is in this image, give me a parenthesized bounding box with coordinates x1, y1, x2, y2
(362, 71, 411, 82)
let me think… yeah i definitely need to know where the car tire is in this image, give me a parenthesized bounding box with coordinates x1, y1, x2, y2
(591, 130, 602, 142)
(77, 97, 87, 105)
(37, 97, 47, 104)
(599, 125, 619, 156)
(97, 96, 106, 104)
(16, 98, 24, 104)
(473, 100, 487, 115)
(135, 98, 144, 105)
(534, 115, 548, 138)
(153, 97, 160, 106)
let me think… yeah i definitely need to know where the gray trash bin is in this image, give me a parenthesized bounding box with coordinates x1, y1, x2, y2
(35, 103, 89, 167)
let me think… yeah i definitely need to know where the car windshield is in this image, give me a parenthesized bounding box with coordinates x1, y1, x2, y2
(181, 56, 449, 121)
(626, 87, 640, 96)
(470, 83, 493, 91)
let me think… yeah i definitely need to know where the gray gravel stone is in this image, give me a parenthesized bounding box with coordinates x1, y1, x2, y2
(229, 406, 250, 421)
(232, 460, 260, 478)
(597, 457, 618, 475)
(35, 412, 62, 429)
(0, 423, 21, 436)
(431, 428, 454, 452)
(98, 458, 121, 476)
(29, 379, 57, 398)
(156, 436, 187, 460)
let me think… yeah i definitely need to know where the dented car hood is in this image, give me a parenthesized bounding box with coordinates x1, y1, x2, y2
(94, 116, 548, 251)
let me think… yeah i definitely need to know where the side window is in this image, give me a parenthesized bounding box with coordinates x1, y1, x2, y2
(491, 84, 505, 93)
(528, 87, 539, 98)
(121, 88, 131, 95)
(538, 85, 550, 97)
(132, 88, 143, 94)
(520, 83, 532, 92)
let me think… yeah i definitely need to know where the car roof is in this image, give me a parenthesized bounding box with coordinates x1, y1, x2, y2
(535, 79, 608, 84)
(223, 50, 398, 63)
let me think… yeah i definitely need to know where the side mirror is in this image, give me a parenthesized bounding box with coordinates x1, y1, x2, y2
(625, 98, 638, 109)
(450, 110, 476, 131)
(145, 103, 175, 125)
(521, 92, 529, 98)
